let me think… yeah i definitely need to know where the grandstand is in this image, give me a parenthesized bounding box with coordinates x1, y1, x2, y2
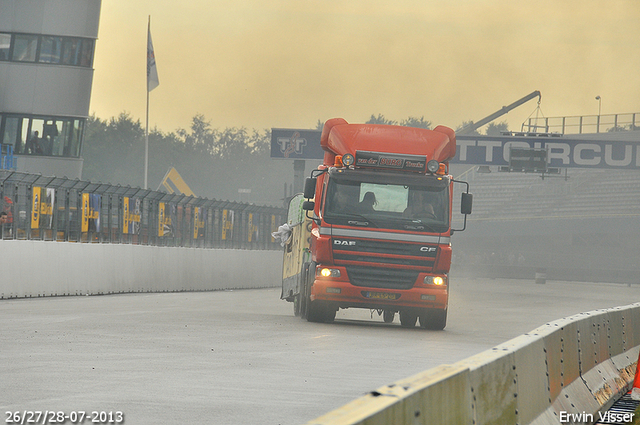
(451, 165, 640, 283)
(460, 167, 640, 220)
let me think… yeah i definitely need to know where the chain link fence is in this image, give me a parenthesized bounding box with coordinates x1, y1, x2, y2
(0, 170, 286, 250)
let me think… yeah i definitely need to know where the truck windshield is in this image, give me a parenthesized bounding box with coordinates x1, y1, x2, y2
(323, 169, 450, 232)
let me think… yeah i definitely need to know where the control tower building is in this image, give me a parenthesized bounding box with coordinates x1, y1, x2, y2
(0, 0, 101, 178)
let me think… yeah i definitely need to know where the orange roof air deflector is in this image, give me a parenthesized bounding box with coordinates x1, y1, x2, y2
(320, 118, 457, 168)
(321, 118, 348, 166)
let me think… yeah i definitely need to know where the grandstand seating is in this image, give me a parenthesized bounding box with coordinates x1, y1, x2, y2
(459, 167, 640, 221)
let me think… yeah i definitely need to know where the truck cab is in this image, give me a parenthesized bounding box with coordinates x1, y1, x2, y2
(281, 118, 471, 329)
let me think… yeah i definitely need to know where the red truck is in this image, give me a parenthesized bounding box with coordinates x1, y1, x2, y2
(280, 118, 472, 329)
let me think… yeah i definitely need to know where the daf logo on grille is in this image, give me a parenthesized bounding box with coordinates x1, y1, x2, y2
(420, 246, 437, 252)
(334, 239, 356, 246)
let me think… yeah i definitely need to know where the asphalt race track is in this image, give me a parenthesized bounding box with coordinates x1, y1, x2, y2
(2, 277, 639, 425)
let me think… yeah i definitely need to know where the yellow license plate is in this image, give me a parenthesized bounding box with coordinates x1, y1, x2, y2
(363, 291, 399, 300)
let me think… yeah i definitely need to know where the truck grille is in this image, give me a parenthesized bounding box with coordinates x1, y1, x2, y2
(334, 253, 431, 267)
(346, 266, 419, 290)
(332, 237, 437, 270)
(333, 238, 437, 257)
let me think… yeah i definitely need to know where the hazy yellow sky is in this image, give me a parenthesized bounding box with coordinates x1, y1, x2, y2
(90, 0, 640, 134)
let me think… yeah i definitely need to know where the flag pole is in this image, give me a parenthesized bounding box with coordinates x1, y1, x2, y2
(145, 83, 149, 189)
(145, 15, 159, 189)
(144, 15, 150, 190)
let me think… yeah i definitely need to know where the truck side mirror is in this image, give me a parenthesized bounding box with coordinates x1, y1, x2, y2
(302, 201, 315, 211)
(303, 178, 316, 199)
(461, 192, 473, 215)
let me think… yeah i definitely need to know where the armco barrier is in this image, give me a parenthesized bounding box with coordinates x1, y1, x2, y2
(0, 240, 282, 299)
(306, 303, 640, 425)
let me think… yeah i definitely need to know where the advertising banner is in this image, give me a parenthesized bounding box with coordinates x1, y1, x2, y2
(158, 202, 165, 236)
(82, 193, 89, 232)
(81, 193, 100, 233)
(193, 207, 206, 239)
(270, 129, 324, 160)
(222, 209, 234, 240)
(90, 194, 101, 233)
(123, 196, 129, 234)
(158, 202, 173, 237)
(31, 187, 41, 229)
(123, 197, 141, 235)
(131, 198, 141, 235)
(454, 135, 640, 169)
(193, 207, 199, 239)
(42, 188, 54, 229)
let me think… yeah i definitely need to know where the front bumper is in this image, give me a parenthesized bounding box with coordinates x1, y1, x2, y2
(310, 268, 448, 310)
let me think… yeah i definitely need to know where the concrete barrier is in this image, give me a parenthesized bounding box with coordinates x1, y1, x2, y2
(307, 364, 472, 425)
(305, 302, 640, 425)
(0, 240, 282, 299)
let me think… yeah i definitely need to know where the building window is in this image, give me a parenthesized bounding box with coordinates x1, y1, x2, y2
(0, 33, 10, 60)
(0, 32, 94, 68)
(12, 34, 38, 62)
(0, 114, 84, 158)
(80, 39, 93, 67)
(40, 36, 63, 64)
(62, 38, 81, 65)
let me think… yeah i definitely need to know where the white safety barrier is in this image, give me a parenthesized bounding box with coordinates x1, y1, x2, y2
(0, 240, 281, 298)
(306, 303, 640, 425)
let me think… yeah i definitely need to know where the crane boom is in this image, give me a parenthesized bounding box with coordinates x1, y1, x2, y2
(458, 90, 541, 134)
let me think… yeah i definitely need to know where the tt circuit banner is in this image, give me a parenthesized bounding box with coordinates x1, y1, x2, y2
(454, 135, 640, 170)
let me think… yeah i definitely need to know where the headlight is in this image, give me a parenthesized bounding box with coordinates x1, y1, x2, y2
(424, 275, 446, 285)
(318, 268, 341, 278)
(427, 160, 440, 173)
(342, 153, 355, 166)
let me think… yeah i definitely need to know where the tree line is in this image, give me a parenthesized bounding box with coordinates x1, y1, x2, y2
(81, 113, 508, 206)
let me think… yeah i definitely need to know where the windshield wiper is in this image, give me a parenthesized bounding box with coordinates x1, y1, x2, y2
(403, 223, 438, 232)
(399, 218, 444, 232)
(327, 212, 379, 228)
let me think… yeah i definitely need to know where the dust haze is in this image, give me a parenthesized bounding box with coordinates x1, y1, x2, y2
(91, 0, 640, 133)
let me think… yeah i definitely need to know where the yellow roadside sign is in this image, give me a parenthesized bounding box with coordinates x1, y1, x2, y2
(159, 167, 195, 197)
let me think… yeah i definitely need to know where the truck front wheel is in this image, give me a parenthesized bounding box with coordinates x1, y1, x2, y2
(307, 300, 335, 323)
(399, 310, 418, 328)
(301, 262, 335, 323)
(419, 308, 447, 330)
(306, 299, 324, 322)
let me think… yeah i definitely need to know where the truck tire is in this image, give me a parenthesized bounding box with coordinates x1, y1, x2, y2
(299, 263, 311, 320)
(419, 308, 447, 330)
(306, 299, 325, 323)
(307, 301, 336, 323)
(300, 262, 336, 323)
(323, 305, 336, 323)
(399, 310, 418, 328)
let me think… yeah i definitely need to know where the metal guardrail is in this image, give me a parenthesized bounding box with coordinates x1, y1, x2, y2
(524, 112, 640, 134)
(0, 170, 286, 250)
